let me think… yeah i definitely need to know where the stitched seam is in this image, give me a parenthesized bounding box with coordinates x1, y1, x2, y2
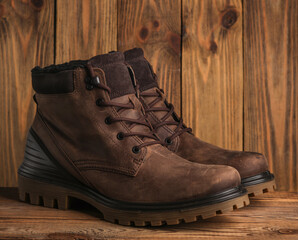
(173, 133, 181, 153)
(76, 163, 138, 173)
(74, 159, 144, 167)
(78, 166, 137, 175)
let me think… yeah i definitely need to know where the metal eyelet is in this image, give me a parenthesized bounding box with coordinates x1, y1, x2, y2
(117, 132, 124, 140)
(165, 137, 173, 145)
(96, 98, 104, 106)
(105, 117, 112, 125)
(132, 146, 140, 154)
(91, 76, 100, 85)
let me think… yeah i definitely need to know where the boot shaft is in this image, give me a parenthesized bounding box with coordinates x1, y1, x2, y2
(30, 52, 158, 178)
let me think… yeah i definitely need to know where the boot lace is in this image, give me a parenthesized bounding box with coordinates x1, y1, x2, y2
(139, 84, 192, 145)
(86, 63, 165, 153)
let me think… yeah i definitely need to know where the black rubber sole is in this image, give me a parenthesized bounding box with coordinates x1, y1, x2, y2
(241, 171, 275, 187)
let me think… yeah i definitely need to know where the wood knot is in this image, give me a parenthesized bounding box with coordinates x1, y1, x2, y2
(209, 41, 217, 54)
(167, 32, 181, 55)
(222, 10, 238, 29)
(153, 20, 159, 28)
(139, 26, 149, 41)
(30, 0, 44, 11)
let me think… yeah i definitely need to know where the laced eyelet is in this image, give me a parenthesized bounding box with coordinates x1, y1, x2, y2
(165, 137, 173, 145)
(96, 98, 104, 106)
(91, 76, 100, 85)
(132, 146, 140, 154)
(117, 132, 124, 140)
(105, 117, 112, 125)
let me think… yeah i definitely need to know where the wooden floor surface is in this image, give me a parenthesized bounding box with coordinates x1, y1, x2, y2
(0, 188, 297, 240)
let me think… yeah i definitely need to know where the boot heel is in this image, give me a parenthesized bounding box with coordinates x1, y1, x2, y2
(18, 174, 70, 210)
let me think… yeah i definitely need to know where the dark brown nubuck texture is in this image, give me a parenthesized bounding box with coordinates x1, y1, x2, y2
(18, 52, 249, 226)
(124, 48, 276, 198)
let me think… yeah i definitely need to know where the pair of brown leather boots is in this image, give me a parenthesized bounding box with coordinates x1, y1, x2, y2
(18, 48, 276, 226)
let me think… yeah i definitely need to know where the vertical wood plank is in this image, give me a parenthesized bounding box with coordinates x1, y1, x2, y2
(182, 0, 243, 150)
(117, 0, 181, 112)
(244, 0, 297, 191)
(56, 0, 117, 63)
(0, 0, 54, 187)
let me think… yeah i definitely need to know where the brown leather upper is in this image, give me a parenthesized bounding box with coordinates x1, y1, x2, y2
(31, 52, 241, 203)
(125, 48, 269, 179)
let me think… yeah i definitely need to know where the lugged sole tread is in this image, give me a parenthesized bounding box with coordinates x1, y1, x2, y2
(18, 175, 250, 227)
(19, 189, 250, 226)
(246, 179, 276, 197)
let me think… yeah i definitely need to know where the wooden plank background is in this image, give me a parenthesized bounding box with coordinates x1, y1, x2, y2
(0, 0, 54, 187)
(244, 0, 297, 192)
(182, 0, 243, 150)
(0, 0, 297, 192)
(118, 0, 182, 111)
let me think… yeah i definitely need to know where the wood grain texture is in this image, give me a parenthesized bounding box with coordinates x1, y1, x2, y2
(0, 0, 54, 187)
(182, 0, 243, 150)
(0, 0, 297, 193)
(244, 0, 298, 191)
(117, 0, 181, 113)
(56, 0, 117, 63)
(0, 188, 298, 240)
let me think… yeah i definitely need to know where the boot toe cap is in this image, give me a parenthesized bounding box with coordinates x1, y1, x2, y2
(182, 164, 241, 201)
(229, 152, 269, 179)
(200, 165, 241, 195)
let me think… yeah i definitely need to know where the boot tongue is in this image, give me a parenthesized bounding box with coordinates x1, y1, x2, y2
(124, 48, 158, 91)
(89, 51, 135, 99)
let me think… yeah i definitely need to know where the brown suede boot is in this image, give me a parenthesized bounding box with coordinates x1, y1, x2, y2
(18, 51, 249, 226)
(124, 48, 276, 197)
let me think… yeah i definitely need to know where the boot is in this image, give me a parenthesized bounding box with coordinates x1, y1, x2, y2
(124, 48, 276, 197)
(18, 52, 249, 226)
